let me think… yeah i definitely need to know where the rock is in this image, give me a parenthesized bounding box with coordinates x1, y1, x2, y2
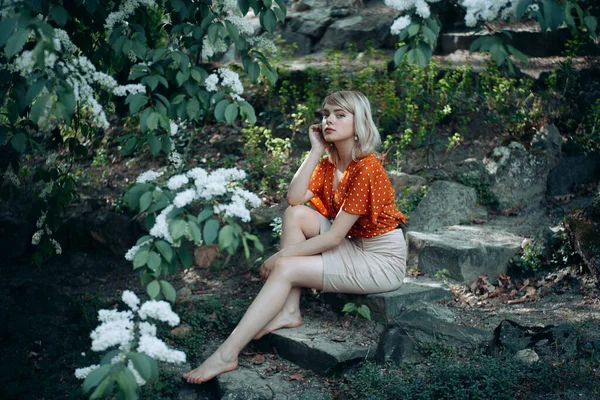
(376, 301, 488, 364)
(171, 323, 193, 338)
(490, 320, 579, 362)
(514, 349, 540, 364)
(546, 154, 600, 196)
(287, 10, 334, 39)
(254, 316, 382, 375)
(317, 5, 400, 51)
(281, 30, 314, 55)
(531, 124, 562, 157)
(388, 171, 427, 195)
(323, 277, 452, 323)
(407, 226, 523, 282)
(250, 202, 288, 231)
(0, 214, 34, 261)
(217, 364, 300, 399)
(407, 180, 486, 232)
(177, 286, 193, 300)
(176, 388, 213, 400)
(484, 142, 556, 210)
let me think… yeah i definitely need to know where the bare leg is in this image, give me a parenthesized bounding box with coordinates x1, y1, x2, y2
(253, 206, 321, 339)
(183, 255, 324, 383)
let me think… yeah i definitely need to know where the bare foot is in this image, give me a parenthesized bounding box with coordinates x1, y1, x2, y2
(253, 311, 301, 340)
(182, 350, 238, 384)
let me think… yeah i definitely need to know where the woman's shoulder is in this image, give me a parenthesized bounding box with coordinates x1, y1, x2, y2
(354, 154, 384, 172)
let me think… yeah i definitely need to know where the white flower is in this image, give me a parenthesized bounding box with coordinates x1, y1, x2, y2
(226, 14, 254, 35)
(149, 205, 174, 243)
(74, 365, 100, 379)
(205, 73, 219, 92)
(173, 188, 198, 208)
(31, 230, 44, 245)
(169, 120, 179, 136)
(50, 238, 62, 254)
(218, 68, 244, 95)
(113, 84, 146, 96)
(136, 170, 163, 183)
(138, 300, 180, 326)
(186, 167, 208, 181)
(214, 194, 252, 222)
(168, 151, 183, 169)
(528, 4, 539, 13)
(137, 335, 186, 363)
(139, 321, 157, 337)
(167, 174, 189, 191)
(390, 15, 412, 35)
(122, 290, 140, 311)
(90, 312, 134, 352)
(105, 0, 159, 38)
(128, 360, 146, 386)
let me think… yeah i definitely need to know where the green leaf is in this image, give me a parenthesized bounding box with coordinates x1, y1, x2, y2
(416, 41, 432, 68)
(261, 9, 277, 33)
(239, 101, 256, 124)
(585, 16, 598, 37)
(147, 280, 160, 299)
(490, 43, 507, 66)
(242, 236, 250, 259)
(115, 366, 138, 398)
(127, 94, 148, 115)
(273, 6, 286, 23)
(49, 5, 69, 26)
(507, 44, 529, 64)
(247, 61, 260, 82)
(11, 132, 27, 153)
(394, 45, 410, 66)
(0, 18, 16, 47)
(208, 23, 220, 44)
(188, 220, 202, 244)
(83, 365, 112, 394)
(128, 353, 153, 382)
(136, 235, 153, 245)
(544, 0, 563, 31)
(123, 137, 137, 155)
(147, 113, 160, 132)
(342, 302, 356, 313)
(214, 99, 230, 122)
(358, 305, 371, 320)
(147, 251, 161, 272)
(186, 98, 200, 120)
(178, 246, 193, 269)
(133, 249, 150, 269)
(26, 79, 47, 106)
(155, 240, 173, 262)
(169, 219, 187, 241)
(274, 0, 287, 18)
(197, 207, 213, 223)
(203, 219, 219, 245)
(218, 224, 235, 251)
(224, 103, 239, 124)
(30, 94, 51, 125)
(407, 22, 420, 37)
(5, 29, 29, 60)
(159, 280, 177, 303)
(139, 191, 153, 212)
(238, 0, 250, 14)
(425, 17, 440, 36)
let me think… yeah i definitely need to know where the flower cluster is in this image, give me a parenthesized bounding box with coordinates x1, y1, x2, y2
(385, 0, 441, 20)
(75, 290, 186, 383)
(105, 0, 158, 38)
(461, 0, 517, 27)
(204, 68, 244, 101)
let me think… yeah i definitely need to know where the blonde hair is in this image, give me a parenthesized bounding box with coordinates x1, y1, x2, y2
(321, 91, 381, 163)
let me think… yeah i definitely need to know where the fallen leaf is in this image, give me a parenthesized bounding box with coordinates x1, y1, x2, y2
(250, 354, 266, 365)
(194, 245, 220, 268)
(331, 336, 346, 342)
(286, 372, 305, 381)
(90, 231, 106, 243)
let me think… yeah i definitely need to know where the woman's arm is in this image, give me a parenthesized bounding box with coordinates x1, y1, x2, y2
(259, 211, 359, 278)
(287, 124, 327, 206)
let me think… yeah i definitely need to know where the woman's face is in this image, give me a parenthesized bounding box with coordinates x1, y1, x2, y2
(321, 103, 354, 143)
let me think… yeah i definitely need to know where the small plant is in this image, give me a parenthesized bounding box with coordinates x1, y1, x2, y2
(342, 302, 371, 320)
(75, 290, 185, 399)
(395, 185, 428, 215)
(434, 268, 451, 284)
(270, 216, 283, 238)
(457, 174, 500, 210)
(512, 241, 543, 273)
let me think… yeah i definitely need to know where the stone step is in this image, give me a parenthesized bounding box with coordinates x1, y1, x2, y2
(407, 226, 523, 283)
(254, 315, 383, 376)
(323, 277, 453, 324)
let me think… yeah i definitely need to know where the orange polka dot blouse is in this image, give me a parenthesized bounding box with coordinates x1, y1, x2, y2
(308, 154, 407, 238)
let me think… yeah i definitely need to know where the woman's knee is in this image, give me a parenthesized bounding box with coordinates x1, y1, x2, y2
(283, 205, 320, 236)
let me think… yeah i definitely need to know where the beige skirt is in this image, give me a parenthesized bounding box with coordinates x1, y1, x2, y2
(319, 215, 407, 294)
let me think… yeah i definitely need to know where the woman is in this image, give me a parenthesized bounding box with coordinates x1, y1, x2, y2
(183, 91, 407, 384)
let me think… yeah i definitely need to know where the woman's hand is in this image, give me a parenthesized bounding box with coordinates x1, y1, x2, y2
(258, 252, 281, 280)
(309, 124, 327, 153)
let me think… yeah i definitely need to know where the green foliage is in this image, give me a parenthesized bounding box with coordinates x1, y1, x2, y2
(512, 241, 543, 273)
(457, 173, 501, 210)
(240, 125, 292, 201)
(395, 185, 428, 216)
(342, 302, 371, 320)
(345, 353, 600, 400)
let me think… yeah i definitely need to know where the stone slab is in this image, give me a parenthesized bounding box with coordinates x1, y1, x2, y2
(407, 226, 523, 283)
(323, 277, 452, 324)
(254, 316, 381, 376)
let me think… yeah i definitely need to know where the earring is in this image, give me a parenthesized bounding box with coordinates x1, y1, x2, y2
(354, 135, 358, 141)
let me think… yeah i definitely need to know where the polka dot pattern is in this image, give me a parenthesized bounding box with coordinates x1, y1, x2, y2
(308, 154, 407, 238)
